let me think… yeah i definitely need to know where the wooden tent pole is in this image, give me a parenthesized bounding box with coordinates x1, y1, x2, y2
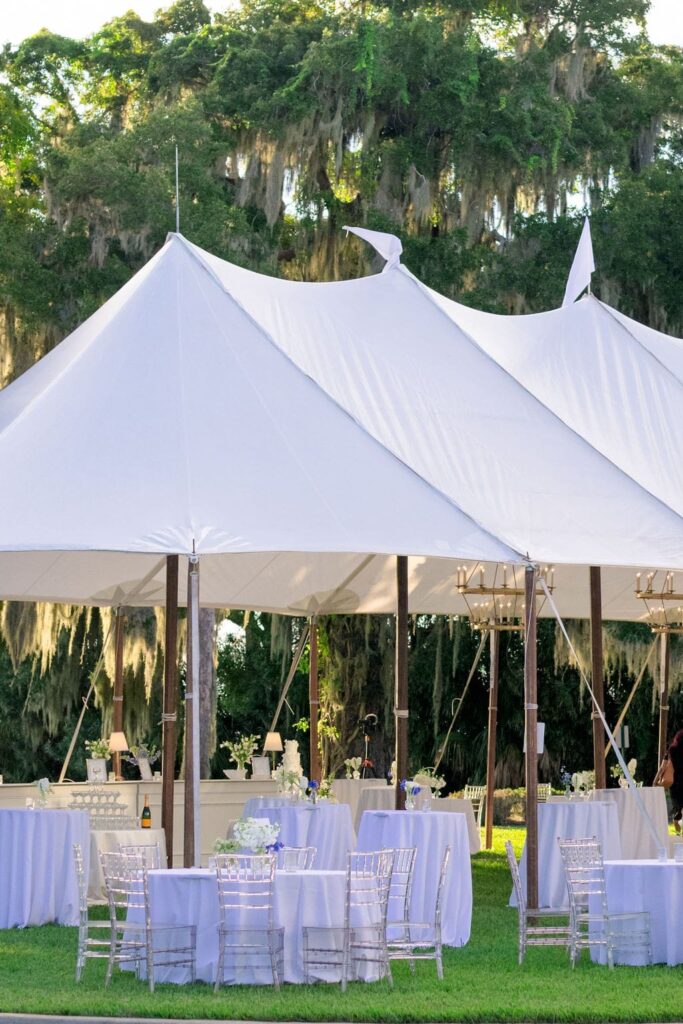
(395, 555, 409, 810)
(161, 554, 179, 868)
(590, 567, 607, 789)
(658, 630, 671, 766)
(484, 628, 500, 850)
(112, 609, 125, 780)
(309, 617, 321, 781)
(183, 556, 201, 867)
(524, 564, 539, 910)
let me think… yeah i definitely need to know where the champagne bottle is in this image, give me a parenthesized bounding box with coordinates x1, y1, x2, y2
(141, 794, 152, 829)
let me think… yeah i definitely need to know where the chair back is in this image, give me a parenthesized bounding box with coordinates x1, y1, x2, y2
(505, 839, 525, 913)
(345, 850, 393, 930)
(463, 784, 486, 825)
(557, 837, 608, 917)
(387, 847, 416, 923)
(537, 783, 551, 803)
(119, 842, 162, 870)
(277, 846, 316, 871)
(434, 846, 451, 927)
(100, 850, 149, 920)
(215, 852, 276, 928)
(73, 843, 88, 915)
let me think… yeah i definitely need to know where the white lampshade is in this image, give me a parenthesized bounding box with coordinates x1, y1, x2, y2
(108, 731, 129, 753)
(263, 731, 283, 753)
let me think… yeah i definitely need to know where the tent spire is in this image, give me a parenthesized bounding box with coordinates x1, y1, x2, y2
(175, 144, 180, 234)
(562, 217, 595, 306)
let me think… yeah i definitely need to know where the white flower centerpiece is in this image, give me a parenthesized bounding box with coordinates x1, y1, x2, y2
(571, 769, 595, 796)
(611, 758, 639, 789)
(234, 816, 282, 854)
(221, 733, 260, 781)
(344, 756, 362, 780)
(412, 767, 446, 810)
(34, 777, 51, 808)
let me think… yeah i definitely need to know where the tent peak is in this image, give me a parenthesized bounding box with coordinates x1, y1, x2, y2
(343, 226, 402, 270)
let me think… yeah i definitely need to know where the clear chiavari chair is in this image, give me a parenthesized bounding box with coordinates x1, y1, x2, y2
(214, 852, 284, 991)
(505, 840, 569, 964)
(119, 843, 163, 870)
(387, 846, 450, 979)
(276, 845, 317, 871)
(386, 847, 417, 958)
(303, 849, 393, 991)
(100, 850, 196, 992)
(557, 837, 651, 969)
(73, 843, 111, 981)
(463, 784, 486, 827)
(537, 783, 552, 803)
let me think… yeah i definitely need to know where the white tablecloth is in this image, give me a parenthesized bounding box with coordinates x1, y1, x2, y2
(132, 868, 381, 984)
(513, 801, 622, 909)
(241, 799, 355, 870)
(593, 860, 683, 965)
(89, 827, 167, 900)
(354, 787, 480, 854)
(0, 808, 89, 928)
(590, 787, 669, 860)
(356, 809, 472, 946)
(331, 779, 388, 830)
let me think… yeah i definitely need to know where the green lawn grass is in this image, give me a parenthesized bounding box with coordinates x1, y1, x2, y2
(1, 827, 682, 1021)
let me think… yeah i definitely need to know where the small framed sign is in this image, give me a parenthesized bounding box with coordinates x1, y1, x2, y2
(86, 758, 108, 784)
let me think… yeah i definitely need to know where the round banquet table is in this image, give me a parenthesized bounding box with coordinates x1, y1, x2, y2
(591, 860, 683, 966)
(89, 827, 167, 900)
(356, 809, 472, 947)
(590, 787, 669, 860)
(241, 799, 355, 870)
(131, 868, 382, 984)
(331, 779, 389, 830)
(355, 787, 480, 854)
(0, 808, 89, 928)
(512, 800, 622, 909)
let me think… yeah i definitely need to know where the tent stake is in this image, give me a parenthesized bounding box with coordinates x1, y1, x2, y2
(590, 567, 607, 789)
(658, 630, 671, 766)
(161, 554, 179, 868)
(309, 617, 321, 782)
(395, 555, 409, 810)
(484, 628, 500, 850)
(524, 564, 539, 910)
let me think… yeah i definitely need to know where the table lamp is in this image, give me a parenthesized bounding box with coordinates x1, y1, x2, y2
(263, 731, 283, 770)
(108, 731, 129, 781)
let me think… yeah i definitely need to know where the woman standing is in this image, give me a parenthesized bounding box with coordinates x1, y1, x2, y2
(659, 729, 683, 833)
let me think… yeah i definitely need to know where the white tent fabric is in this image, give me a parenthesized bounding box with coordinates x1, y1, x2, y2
(182, 237, 683, 573)
(562, 217, 595, 306)
(0, 235, 515, 596)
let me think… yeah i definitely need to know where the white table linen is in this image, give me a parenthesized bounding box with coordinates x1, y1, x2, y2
(331, 779, 388, 829)
(89, 827, 167, 900)
(241, 799, 355, 870)
(356, 809, 472, 946)
(132, 868, 381, 984)
(0, 808, 89, 928)
(355, 786, 480, 854)
(590, 787, 669, 860)
(593, 860, 683, 965)
(512, 800, 622, 909)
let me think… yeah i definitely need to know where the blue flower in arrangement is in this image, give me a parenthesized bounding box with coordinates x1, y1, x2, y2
(308, 780, 319, 790)
(267, 840, 284, 853)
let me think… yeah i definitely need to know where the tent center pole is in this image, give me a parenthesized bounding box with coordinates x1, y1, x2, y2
(184, 555, 201, 868)
(112, 609, 125, 780)
(309, 617, 321, 782)
(658, 630, 671, 766)
(395, 555, 409, 810)
(161, 554, 179, 868)
(484, 628, 500, 850)
(524, 564, 539, 910)
(590, 566, 607, 789)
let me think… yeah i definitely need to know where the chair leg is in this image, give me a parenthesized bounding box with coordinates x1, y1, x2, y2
(147, 933, 155, 994)
(214, 935, 224, 993)
(269, 936, 281, 991)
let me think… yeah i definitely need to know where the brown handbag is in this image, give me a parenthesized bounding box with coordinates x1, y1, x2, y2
(654, 756, 674, 788)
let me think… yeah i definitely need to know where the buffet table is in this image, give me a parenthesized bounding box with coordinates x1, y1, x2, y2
(242, 798, 355, 870)
(356, 809, 472, 946)
(0, 808, 89, 928)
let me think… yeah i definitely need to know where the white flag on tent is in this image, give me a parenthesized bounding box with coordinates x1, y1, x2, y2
(562, 217, 595, 306)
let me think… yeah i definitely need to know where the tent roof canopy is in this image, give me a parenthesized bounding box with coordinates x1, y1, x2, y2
(1, 231, 683, 621)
